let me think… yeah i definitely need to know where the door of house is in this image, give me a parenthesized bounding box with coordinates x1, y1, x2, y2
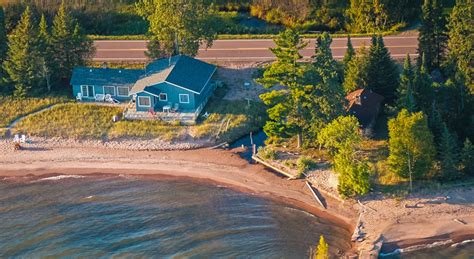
(81, 85, 95, 98)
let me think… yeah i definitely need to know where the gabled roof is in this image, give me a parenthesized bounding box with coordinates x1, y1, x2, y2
(130, 55, 216, 95)
(346, 88, 384, 127)
(70, 67, 144, 86)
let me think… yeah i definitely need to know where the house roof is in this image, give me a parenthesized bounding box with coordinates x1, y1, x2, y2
(130, 55, 216, 95)
(70, 67, 144, 86)
(346, 88, 384, 127)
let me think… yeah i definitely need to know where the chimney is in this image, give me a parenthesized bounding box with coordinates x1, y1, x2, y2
(355, 95, 362, 105)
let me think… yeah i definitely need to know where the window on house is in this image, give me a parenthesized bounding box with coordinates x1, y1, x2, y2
(179, 94, 190, 104)
(117, 87, 129, 97)
(138, 96, 151, 107)
(104, 86, 115, 96)
(159, 93, 167, 101)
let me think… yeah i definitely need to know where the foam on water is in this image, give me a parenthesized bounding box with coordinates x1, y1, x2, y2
(35, 175, 85, 182)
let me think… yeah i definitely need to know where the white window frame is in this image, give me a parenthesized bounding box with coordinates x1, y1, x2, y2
(117, 86, 129, 97)
(103, 86, 116, 96)
(138, 96, 151, 107)
(179, 94, 190, 104)
(80, 85, 94, 98)
(159, 93, 168, 102)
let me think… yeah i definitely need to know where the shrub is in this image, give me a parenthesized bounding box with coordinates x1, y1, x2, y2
(258, 146, 277, 160)
(296, 156, 314, 178)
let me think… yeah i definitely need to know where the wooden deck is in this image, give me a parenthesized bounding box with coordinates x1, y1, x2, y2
(123, 104, 199, 125)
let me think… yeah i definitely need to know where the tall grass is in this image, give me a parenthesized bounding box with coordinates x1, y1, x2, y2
(0, 97, 68, 128)
(109, 120, 185, 141)
(14, 103, 122, 139)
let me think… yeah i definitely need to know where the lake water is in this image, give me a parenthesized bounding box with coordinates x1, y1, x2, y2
(0, 174, 351, 258)
(381, 242, 474, 259)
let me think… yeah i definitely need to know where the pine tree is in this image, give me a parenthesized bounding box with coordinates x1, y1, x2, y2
(388, 109, 436, 188)
(366, 34, 399, 101)
(0, 7, 7, 64)
(418, 0, 446, 71)
(0, 7, 7, 91)
(343, 44, 369, 93)
(50, 1, 93, 81)
(438, 123, 460, 180)
(343, 35, 355, 67)
(461, 139, 473, 175)
(445, 0, 473, 94)
(315, 235, 329, 259)
(258, 29, 309, 148)
(307, 32, 346, 143)
(38, 15, 52, 92)
(2, 7, 41, 97)
(397, 54, 416, 112)
(413, 54, 435, 113)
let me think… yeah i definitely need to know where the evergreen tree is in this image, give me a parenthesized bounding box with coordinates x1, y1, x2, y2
(388, 110, 435, 189)
(315, 235, 329, 259)
(428, 103, 444, 145)
(2, 7, 41, 97)
(397, 54, 416, 112)
(343, 44, 369, 93)
(38, 15, 52, 92)
(136, 0, 216, 57)
(366, 34, 399, 101)
(70, 23, 94, 68)
(413, 54, 435, 113)
(0, 7, 7, 65)
(438, 123, 460, 180)
(258, 29, 309, 148)
(0, 7, 7, 90)
(50, 1, 93, 82)
(306, 32, 346, 141)
(343, 35, 355, 67)
(461, 139, 473, 175)
(418, 0, 446, 71)
(445, 0, 473, 94)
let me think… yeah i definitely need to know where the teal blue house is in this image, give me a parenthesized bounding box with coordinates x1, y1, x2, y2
(70, 55, 217, 118)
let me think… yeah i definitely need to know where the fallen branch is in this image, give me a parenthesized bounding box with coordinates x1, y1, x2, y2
(305, 181, 326, 209)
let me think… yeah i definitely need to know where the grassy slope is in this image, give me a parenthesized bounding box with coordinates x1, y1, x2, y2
(0, 97, 69, 128)
(12, 88, 267, 143)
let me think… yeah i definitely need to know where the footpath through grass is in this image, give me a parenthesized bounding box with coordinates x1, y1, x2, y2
(0, 96, 69, 128)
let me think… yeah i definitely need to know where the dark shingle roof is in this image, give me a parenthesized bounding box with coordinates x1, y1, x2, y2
(346, 88, 384, 128)
(140, 55, 216, 94)
(70, 67, 144, 86)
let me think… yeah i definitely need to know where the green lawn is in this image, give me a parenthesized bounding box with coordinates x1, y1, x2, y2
(0, 96, 69, 128)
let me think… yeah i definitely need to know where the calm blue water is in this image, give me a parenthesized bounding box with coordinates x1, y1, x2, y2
(0, 174, 351, 258)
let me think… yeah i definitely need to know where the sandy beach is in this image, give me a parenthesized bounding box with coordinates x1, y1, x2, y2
(1, 138, 473, 257)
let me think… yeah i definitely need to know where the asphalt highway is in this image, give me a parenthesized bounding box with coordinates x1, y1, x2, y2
(93, 36, 418, 62)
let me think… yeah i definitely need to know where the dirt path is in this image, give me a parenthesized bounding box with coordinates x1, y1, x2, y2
(4, 104, 60, 137)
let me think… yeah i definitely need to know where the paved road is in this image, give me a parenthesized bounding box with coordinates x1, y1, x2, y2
(93, 36, 418, 62)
